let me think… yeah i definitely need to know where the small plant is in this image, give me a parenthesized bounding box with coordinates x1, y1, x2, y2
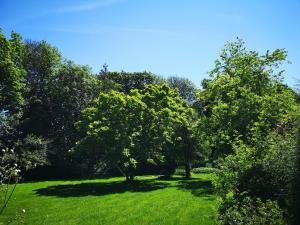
(0, 148, 21, 215)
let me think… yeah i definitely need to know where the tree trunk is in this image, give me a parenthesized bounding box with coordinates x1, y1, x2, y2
(125, 173, 134, 182)
(129, 174, 134, 181)
(183, 127, 192, 179)
(184, 152, 191, 179)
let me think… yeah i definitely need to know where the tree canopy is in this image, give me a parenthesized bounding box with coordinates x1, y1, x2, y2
(72, 84, 195, 180)
(196, 38, 297, 158)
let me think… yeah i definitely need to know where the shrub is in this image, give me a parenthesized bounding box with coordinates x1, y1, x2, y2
(214, 128, 298, 224)
(173, 168, 186, 176)
(191, 167, 218, 174)
(0, 148, 21, 215)
(291, 118, 300, 225)
(218, 192, 286, 225)
(214, 132, 297, 201)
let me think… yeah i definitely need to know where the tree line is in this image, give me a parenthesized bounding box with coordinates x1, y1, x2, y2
(1, 29, 300, 224)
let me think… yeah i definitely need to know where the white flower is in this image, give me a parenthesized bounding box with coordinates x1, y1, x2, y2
(22, 209, 26, 213)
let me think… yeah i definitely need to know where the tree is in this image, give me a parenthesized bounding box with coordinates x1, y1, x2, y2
(209, 39, 299, 225)
(23, 40, 61, 99)
(136, 84, 196, 178)
(73, 84, 194, 180)
(21, 40, 100, 176)
(173, 125, 198, 178)
(0, 32, 48, 179)
(44, 61, 100, 170)
(73, 90, 147, 181)
(97, 70, 164, 94)
(0, 30, 26, 113)
(167, 76, 197, 104)
(21, 40, 62, 138)
(196, 38, 297, 158)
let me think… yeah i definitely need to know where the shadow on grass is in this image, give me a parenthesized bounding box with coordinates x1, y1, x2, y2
(35, 176, 215, 199)
(35, 180, 169, 197)
(176, 179, 215, 198)
(156, 175, 198, 181)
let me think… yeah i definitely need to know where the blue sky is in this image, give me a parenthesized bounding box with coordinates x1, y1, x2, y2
(1, 0, 299, 87)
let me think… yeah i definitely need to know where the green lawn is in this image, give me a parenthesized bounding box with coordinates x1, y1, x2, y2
(1, 173, 218, 225)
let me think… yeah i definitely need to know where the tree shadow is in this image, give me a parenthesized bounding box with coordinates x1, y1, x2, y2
(35, 179, 169, 198)
(156, 176, 197, 181)
(35, 176, 215, 199)
(176, 179, 215, 198)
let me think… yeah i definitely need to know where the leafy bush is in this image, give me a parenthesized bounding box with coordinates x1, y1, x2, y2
(14, 134, 48, 171)
(214, 128, 298, 224)
(218, 192, 286, 225)
(173, 168, 186, 176)
(214, 132, 297, 201)
(0, 148, 21, 215)
(191, 167, 218, 174)
(291, 119, 300, 225)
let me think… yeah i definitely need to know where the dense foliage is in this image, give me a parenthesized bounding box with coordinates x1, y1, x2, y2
(218, 193, 286, 225)
(1, 29, 299, 224)
(0, 31, 25, 112)
(72, 84, 196, 180)
(196, 39, 296, 158)
(205, 40, 300, 225)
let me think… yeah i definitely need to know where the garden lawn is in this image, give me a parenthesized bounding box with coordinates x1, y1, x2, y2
(1, 173, 218, 225)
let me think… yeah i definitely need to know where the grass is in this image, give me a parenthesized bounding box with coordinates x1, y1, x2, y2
(1, 173, 218, 225)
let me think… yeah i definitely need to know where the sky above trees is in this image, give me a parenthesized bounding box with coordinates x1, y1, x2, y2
(1, 0, 299, 87)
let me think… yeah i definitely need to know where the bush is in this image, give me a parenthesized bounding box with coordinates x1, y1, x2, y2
(173, 168, 186, 176)
(214, 132, 297, 201)
(191, 167, 218, 174)
(0, 148, 21, 215)
(14, 134, 48, 171)
(213, 128, 299, 224)
(218, 192, 286, 225)
(292, 119, 300, 225)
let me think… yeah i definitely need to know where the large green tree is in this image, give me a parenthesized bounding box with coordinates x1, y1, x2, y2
(73, 84, 194, 180)
(0, 30, 26, 112)
(0, 31, 48, 182)
(196, 38, 297, 158)
(136, 84, 196, 178)
(73, 90, 147, 180)
(21, 40, 62, 137)
(21, 41, 101, 176)
(208, 39, 299, 225)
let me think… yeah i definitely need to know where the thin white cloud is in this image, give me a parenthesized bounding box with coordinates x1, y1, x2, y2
(54, 0, 122, 13)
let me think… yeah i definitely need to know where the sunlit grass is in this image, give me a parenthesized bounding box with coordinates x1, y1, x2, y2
(1, 173, 218, 225)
